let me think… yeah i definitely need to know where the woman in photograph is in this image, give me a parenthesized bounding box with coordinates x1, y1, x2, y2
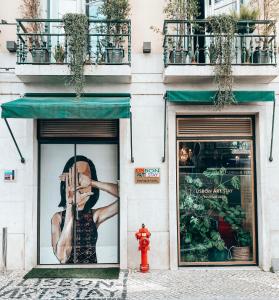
(51, 155, 118, 264)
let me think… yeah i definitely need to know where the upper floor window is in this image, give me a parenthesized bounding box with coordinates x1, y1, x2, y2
(46, 0, 104, 19)
(86, 0, 104, 19)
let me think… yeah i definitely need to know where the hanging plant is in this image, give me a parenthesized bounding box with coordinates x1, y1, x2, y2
(208, 15, 237, 108)
(63, 13, 89, 98)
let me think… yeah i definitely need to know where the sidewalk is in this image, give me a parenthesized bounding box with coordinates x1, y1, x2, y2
(0, 269, 279, 299)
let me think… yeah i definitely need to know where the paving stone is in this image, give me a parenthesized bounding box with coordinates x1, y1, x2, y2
(1, 269, 279, 299)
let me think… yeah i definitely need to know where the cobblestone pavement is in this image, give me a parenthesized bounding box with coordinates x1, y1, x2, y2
(127, 269, 279, 300)
(1, 269, 279, 299)
(0, 271, 127, 299)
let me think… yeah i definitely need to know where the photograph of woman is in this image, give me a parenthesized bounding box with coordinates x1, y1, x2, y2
(51, 155, 119, 264)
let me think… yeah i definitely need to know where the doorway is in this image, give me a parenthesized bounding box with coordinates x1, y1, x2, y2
(38, 120, 119, 265)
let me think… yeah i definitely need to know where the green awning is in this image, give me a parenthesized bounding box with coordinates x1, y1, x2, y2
(166, 90, 275, 104)
(1, 93, 131, 119)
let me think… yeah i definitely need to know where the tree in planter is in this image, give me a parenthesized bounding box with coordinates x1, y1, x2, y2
(231, 5, 259, 34)
(249, 0, 279, 63)
(99, 0, 130, 63)
(164, 0, 200, 63)
(63, 13, 89, 97)
(180, 167, 241, 262)
(21, 0, 49, 63)
(207, 15, 237, 108)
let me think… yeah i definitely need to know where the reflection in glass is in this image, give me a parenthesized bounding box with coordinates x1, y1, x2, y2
(178, 141, 255, 264)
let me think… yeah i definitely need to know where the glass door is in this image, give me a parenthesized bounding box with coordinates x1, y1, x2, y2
(177, 140, 257, 265)
(39, 143, 119, 265)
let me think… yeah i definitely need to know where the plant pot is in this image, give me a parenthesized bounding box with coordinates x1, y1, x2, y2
(169, 50, 187, 64)
(55, 59, 64, 64)
(208, 248, 228, 262)
(231, 246, 250, 261)
(106, 48, 124, 64)
(253, 50, 270, 64)
(31, 49, 50, 64)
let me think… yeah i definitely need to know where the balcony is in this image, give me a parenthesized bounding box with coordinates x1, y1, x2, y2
(15, 19, 131, 83)
(163, 20, 278, 83)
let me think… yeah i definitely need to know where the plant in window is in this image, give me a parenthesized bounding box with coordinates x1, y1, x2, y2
(21, 0, 49, 63)
(63, 13, 89, 97)
(207, 15, 237, 108)
(98, 0, 130, 63)
(223, 205, 252, 260)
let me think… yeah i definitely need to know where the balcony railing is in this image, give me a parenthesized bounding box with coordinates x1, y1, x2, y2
(16, 19, 131, 65)
(163, 19, 277, 67)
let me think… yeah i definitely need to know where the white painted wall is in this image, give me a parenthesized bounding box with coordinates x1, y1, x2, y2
(0, 0, 279, 272)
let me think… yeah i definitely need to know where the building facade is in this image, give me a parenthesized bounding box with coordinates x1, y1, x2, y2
(0, 0, 278, 272)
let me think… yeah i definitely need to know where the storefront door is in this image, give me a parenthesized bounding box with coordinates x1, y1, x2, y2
(177, 116, 257, 266)
(38, 121, 119, 265)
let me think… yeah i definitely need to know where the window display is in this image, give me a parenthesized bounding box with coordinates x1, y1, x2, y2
(178, 140, 256, 265)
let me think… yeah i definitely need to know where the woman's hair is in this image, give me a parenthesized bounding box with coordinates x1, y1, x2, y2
(59, 155, 99, 212)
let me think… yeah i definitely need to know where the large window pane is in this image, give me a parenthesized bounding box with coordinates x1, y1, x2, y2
(178, 141, 256, 265)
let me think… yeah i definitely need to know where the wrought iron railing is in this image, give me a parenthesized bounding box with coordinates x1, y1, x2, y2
(163, 19, 277, 66)
(16, 19, 131, 65)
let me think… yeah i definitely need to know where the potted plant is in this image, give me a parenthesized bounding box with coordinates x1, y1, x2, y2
(54, 44, 65, 63)
(231, 230, 252, 261)
(222, 205, 252, 261)
(230, 5, 259, 63)
(231, 5, 259, 34)
(249, 0, 278, 64)
(99, 0, 130, 64)
(163, 0, 200, 64)
(21, 0, 50, 63)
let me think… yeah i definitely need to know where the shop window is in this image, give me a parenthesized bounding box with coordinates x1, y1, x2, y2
(177, 117, 256, 265)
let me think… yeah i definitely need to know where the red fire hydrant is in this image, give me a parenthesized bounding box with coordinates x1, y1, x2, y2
(135, 224, 151, 272)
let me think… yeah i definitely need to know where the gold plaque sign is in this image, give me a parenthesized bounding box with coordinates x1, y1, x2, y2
(135, 168, 160, 184)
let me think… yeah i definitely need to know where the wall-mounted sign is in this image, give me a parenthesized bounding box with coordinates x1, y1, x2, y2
(135, 168, 160, 184)
(4, 170, 15, 182)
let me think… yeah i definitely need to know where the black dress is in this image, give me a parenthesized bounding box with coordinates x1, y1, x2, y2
(60, 209, 98, 264)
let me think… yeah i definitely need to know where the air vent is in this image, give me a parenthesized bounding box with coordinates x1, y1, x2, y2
(38, 120, 118, 138)
(177, 117, 253, 138)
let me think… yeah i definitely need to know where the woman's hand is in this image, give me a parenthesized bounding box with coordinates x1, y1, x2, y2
(77, 173, 92, 189)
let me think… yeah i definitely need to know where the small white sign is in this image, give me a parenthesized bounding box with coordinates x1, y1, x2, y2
(4, 170, 16, 182)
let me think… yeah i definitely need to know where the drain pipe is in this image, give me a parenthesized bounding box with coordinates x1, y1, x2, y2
(2, 228, 7, 273)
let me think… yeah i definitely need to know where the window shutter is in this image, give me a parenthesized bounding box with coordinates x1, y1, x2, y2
(177, 117, 253, 138)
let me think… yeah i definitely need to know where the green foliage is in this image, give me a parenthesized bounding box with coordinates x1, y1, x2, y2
(164, 0, 200, 20)
(54, 44, 65, 63)
(63, 13, 88, 98)
(162, 0, 200, 50)
(208, 15, 237, 109)
(231, 5, 259, 20)
(98, 0, 130, 51)
(99, 0, 130, 20)
(180, 167, 251, 262)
